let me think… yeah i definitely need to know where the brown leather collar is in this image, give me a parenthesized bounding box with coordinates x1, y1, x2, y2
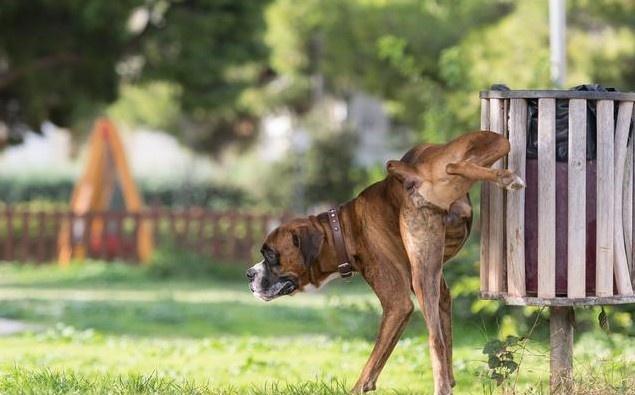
(318, 208, 354, 279)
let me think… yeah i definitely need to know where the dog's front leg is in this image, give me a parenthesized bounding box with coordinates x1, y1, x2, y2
(401, 208, 452, 395)
(351, 264, 413, 394)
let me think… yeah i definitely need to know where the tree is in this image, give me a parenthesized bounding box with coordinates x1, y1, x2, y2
(264, 0, 514, 142)
(0, 0, 270, 151)
(264, 0, 634, 143)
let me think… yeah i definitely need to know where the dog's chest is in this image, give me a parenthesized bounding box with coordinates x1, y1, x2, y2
(302, 272, 340, 293)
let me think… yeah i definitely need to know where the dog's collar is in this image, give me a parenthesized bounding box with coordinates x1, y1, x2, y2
(318, 208, 354, 280)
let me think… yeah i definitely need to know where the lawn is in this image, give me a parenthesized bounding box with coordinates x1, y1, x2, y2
(0, 262, 633, 394)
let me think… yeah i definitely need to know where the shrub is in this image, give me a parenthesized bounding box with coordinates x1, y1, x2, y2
(147, 245, 245, 281)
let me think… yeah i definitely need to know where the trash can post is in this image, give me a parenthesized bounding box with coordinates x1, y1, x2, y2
(549, 306, 574, 394)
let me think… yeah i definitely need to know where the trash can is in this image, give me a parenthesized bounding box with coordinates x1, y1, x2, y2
(479, 88, 635, 304)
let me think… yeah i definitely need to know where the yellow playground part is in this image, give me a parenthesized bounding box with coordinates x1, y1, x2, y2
(58, 118, 153, 265)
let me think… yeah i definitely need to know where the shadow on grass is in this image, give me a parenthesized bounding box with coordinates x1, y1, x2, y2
(0, 261, 373, 295)
(0, 294, 491, 344)
(0, 261, 246, 289)
(0, 261, 496, 344)
(0, 297, 381, 340)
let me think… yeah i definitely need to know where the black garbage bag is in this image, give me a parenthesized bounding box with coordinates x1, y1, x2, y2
(490, 84, 625, 161)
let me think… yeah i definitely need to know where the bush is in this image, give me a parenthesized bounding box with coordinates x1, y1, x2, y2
(0, 177, 252, 209)
(147, 245, 245, 281)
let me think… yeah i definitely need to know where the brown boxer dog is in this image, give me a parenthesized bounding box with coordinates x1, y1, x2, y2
(385, 131, 523, 394)
(246, 131, 523, 394)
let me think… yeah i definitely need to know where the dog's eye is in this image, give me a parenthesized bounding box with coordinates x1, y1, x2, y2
(261, 245, 279, 266)
(262, 251, 273, 263)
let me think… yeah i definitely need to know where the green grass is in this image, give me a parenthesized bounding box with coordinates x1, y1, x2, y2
(0, 262, 633, 394)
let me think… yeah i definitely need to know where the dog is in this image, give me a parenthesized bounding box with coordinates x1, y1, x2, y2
(247, 131, 523, 394)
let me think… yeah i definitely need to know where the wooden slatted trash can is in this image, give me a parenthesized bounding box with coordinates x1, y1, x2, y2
(479, 89, 635, 394)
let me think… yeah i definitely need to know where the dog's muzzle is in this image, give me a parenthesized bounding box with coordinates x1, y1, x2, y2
(246, 261, 297, 301)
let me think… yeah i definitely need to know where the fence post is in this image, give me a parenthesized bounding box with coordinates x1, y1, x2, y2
(5, 207, 14, 261)
(36, 211, 46, 263)
(196, 209, 205, 255)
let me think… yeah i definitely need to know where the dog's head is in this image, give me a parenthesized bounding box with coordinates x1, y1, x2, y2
(246, 217, 326, 301)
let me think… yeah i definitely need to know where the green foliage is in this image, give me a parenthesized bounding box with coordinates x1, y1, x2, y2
(264, 0, 513, 142)
(232, 0, 635, 209)
(264, 0, 634, 146)
(598, 306, 610, 334)
(147, 245, 244, 280)
(107, 82, 182, 132)
(0, 177, 251, 209)
(0, 0, 136, 134)
(0, 368, 357, 395)
(0, 0, 271, 152)
(257, 107, 373, 211)
(303, 130, 365, 207)
(570, 0, 635, 29)
(0, 178, 75, 206)
(0, 368, 217, 395)
(481, 336, 523, 387)
(1, 0, 634, 154)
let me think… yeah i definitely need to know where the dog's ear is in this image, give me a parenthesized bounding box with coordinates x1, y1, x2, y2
(386, 160, 422, 193)
(292, 225, 324, 266)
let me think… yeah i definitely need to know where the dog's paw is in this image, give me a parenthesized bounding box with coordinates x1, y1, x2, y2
(362, 382, 376, 393)
(508, 174, 526, 190)
(434, 384, 453, 395)
(498, 172, 525, 191)
(351, 380, 376, 394)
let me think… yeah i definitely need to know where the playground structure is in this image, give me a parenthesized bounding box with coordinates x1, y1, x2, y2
(0, 118, 284, 265)
(57, 119, 153, 264)
(479, 89, 635, 393)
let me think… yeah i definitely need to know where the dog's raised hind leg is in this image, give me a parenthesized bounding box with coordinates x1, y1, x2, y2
(401, 207, 452, 395)
(445, 161, 524, 191)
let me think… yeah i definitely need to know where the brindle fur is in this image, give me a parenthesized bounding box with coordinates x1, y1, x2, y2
(247, 131, 522, 394)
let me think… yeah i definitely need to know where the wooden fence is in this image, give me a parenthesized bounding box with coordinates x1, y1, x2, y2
(0, 207, 288, 264)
